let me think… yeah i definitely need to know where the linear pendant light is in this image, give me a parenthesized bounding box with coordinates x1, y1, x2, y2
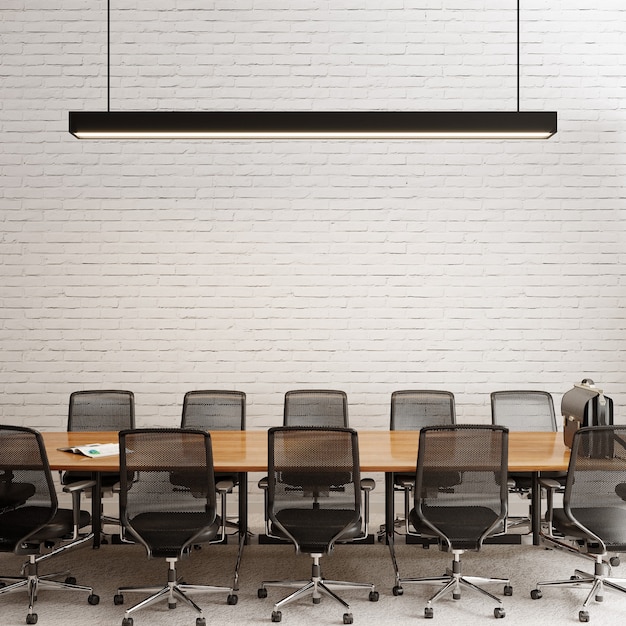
(69, 111, 556, 140)
(69, 2, 556, 140)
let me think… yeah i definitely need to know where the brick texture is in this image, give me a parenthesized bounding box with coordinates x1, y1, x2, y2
(1, 2, 625, 431)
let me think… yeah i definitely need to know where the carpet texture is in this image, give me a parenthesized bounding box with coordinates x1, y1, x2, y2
(1, 534, 626, 626)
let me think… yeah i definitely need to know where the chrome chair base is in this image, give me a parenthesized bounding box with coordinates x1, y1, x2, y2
(0, 552, 98, 623)
(532, 554, 626, 622)
(396, 549, 511, 619)
(115, 557, 235, 624)
(258, 553, 378, 622)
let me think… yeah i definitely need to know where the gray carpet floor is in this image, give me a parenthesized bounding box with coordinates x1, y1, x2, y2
(2, 532, 626, 626)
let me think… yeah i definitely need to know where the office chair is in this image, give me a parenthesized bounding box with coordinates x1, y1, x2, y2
(381, 390, 456, 541)
(179, 390, 246, 592)
(393, 425, 512, 619)
(113, 429, 236, 626)
(0, 425, 99, 624)
(531, 425, 626, 623)
(283, 389, 349, 427)
(62, 390, 135, 539)
(491, 390, 562, 530)
(257, 427, 378, 624)
(491, 390, 558, 432)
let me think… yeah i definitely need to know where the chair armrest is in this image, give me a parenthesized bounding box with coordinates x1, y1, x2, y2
(360, 478, 375, 491)
(358, 478, 377, 539)
(257, 477, 270, 534)
(396, 477, 415, 489)
(62, 480, 96, 540)
(216, 479, 235, 494)
(539, 478, 562, 490)
(62, 479, 96, 494)
(538, 478, 562, 532)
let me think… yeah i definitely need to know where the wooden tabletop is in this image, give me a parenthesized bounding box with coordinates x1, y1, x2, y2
(42, 430, 570, 473)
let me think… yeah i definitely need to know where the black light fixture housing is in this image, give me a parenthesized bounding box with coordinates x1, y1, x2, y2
(69, 110, 556, 140)
(69, 2, 556, 140)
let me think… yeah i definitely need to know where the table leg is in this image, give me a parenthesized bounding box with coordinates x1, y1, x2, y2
(531, 471, 541, 545)
(385, 472, 394, 545)
(91, 471, 102, 549)
(231, 471, 248, 593)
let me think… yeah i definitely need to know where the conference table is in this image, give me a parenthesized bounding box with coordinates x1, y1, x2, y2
(42, 430, 570, 548)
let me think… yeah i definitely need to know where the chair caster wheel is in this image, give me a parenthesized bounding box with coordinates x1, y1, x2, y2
(196, 618, 206, 626)
(343, 613, 353, 624)
(26, 614, 38, 625)
(258, 588, 268, 599)
(453, 592, 461, 600)
(610, 556, 620, 567)
(114, 594, 124, 605)
(504, 585, 513, 596)
(122, 618, 134, 626)
(369, 590, 379, 602)
(494, 607, 506, 618)
(425, 607, 434, 619)
(579, 610, 590, 622)
(271, 610, 282, 622)
(65, 576, 77, 585)
(168, 602, 176, 609)
(392, 585, 403, 596)
(227, 594, 238, 605)
(88, 594, 100, 605)
(530, 589, 542, 600)
(313, 597, 321, 604)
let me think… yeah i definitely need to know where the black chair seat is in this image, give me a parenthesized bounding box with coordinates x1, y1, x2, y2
(410, 505, 499, 551)
(0, 507, 90, 551)
(0, 482, 36, 512)
(553, 507, 626, 551)
(127, 511, 220, 557)
(272, 508, 362, 552)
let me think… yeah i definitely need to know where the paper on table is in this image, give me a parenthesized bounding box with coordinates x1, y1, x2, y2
(57, 443, 120, 458)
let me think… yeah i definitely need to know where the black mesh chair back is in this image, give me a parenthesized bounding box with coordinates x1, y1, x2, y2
(181, 390, 245, 430)
(391, 390, 455, 430)
(68, 390, 135, 431)
(283, 390, 348, 427)
(563, 426, 626, 550)
(490, 390, 556, 431)
(0, 426, 56, 550)
(414, 425, 509, 551)
(119, 429, 218, 558)
(268, 427, 360, 553)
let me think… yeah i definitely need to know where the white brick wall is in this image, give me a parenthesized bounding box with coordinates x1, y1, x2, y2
(1, 2, 625, 432)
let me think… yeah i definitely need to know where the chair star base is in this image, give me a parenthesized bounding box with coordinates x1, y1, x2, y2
(532, 554, 626, 622)
(396, 549, 511, 619)
(0, 552, 99, 624)
(115, 557, 235, 626)
(258, 553, 378, 623)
